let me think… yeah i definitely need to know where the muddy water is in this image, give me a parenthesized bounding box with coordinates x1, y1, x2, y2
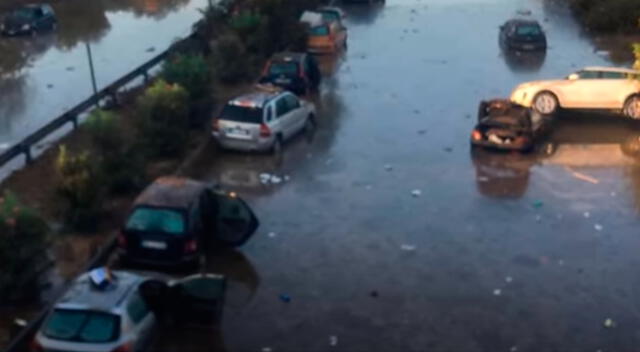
(0, 0, 208, 150)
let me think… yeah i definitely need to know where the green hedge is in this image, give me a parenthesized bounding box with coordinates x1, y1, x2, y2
(568, 0, 640, 32)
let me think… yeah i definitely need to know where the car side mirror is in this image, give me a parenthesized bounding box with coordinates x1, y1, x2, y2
(567, 73, 579, 81)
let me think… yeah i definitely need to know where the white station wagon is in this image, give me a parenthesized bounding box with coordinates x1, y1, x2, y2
(510, 67, 640, 118)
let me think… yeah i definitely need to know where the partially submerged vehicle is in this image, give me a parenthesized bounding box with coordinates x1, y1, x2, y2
(471, 99, 550, 152)
(300, 11, 347, 54)
(0, 4, 56, 36)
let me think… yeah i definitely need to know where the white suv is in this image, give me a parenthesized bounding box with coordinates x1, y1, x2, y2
(212, 86, 317, 153)
(510, 67, 640, 118)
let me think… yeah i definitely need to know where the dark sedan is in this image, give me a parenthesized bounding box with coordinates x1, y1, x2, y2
(259, 52, 321, 96)
(1, 4, 57, 36)
(118, 176, 259, 268)
(499, 19, 546, 51)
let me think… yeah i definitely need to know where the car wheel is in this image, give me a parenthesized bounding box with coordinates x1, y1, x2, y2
(623, 95, 640, 119)
(532, 91, 558, 115)
(271, 136, 283, 155)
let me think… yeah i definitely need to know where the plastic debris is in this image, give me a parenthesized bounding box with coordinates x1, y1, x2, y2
(270, 175, 282, 184)
(604, 318, 616, 328)
(566, 168, 599, 184)
(532, 200, 544, 209)
(384, 164, 393, 171)
(279, 294, 291, 303)
(401, 244, 416, 251)
(146, 46, 156, 52)
(262, 348, 273, 352)
(260, 173, 284, 185)
(444, 147, 453, 152)
(411, 189, 422, 197)
(505, 276, 513, 283)
(594, 224, 604, 232)
(535, 215, 542, 223)
(584, 212, 591, 219)
(493, 289, 502, 296)
(284, 175, 291, 182)
(510, 347, 518, 352)
(268, 232, 277, 238)
(329, 336, 338, 347)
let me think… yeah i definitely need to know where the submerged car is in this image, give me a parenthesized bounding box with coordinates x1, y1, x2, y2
(212, 85, 316, 153)
(499, 19, 546, 51)
(1, 4, 56, 36)
(258, 52, 321, 95)
(118, 176, 259, 267)
(33, 268, 226, 352)
(301, 11, 347, 53)
(471, 99, 550, 152)
(510, 66, 640, 118)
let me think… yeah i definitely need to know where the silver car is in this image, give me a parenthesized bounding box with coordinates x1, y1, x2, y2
(212, 86, 317, 153)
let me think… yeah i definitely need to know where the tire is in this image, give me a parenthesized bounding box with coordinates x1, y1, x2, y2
(271, 135, 283, 155)
(623, 95, 640, 119)
(532, 91, 559, 115)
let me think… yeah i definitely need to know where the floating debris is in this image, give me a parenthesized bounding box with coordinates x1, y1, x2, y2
(384, 164, 393, 171)
(411, 189, 422, 197)
(493, 289, 502, 296)
(329, 336, 338, 347)
(505, 276, 513, 283)
(594, 224, 604, 232)
(603, 318, 616, 328)
(400, 244, 416, 251)
(268, 232, 277, 238)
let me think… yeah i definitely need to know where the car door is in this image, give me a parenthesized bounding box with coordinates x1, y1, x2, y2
(596, 71, 632, 109)
(126, 291, 156, 352)
(208, 189, 259, 246)
(273, 96, 291, 138)
(557, 70, 601, 108)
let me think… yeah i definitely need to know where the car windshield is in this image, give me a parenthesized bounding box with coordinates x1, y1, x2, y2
(516, 25, 542, 36)
(310, 25, 329, 36)
(269, 62, 299, 76)
(43, 309, 120, 343)
(221, 104, 263, 124)
(126, 207, 185, 235)
(10, 8, 35, 20)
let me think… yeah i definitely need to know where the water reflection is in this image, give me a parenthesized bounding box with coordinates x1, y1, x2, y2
(341, 2, 385, 25)
(502, 50, 546, 73)
(53, 0, 110, 50)
(471, 147, 535, 199)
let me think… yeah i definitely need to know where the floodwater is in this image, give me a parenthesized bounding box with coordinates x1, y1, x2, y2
(167, 0, 640, 351)
(0, 0, 208, 149)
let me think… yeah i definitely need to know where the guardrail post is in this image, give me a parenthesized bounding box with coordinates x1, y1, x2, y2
(70, 114, 78, 129)
(143, 70, 149, 83)
(24, 144, 32, 164)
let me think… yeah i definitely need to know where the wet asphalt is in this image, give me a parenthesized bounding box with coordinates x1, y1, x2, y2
(162, 0, 640, 351)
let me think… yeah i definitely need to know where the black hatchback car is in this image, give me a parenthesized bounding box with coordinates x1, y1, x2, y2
(471, 99, 551, 152)
(499, 19, 546, 51)
(1, 4, 57, 36)
(258, 52, 321, 95)
(118, 176, 259, 267)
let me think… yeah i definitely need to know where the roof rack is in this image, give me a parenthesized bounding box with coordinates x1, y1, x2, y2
(254, 83, 284, 94)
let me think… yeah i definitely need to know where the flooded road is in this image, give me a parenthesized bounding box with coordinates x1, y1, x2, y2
(166, 0, 640, 351)
(0, 0, 207, 149)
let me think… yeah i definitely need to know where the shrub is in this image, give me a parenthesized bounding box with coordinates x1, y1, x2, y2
(84, 109, 145, 194)
(0, 192, 49, 298)
(136, 80, 190, 156)
(210, 33, 253, 83)
(162, 54, 212, 102)
(55, 145, 103, 230)
(569, 0, 640, 32)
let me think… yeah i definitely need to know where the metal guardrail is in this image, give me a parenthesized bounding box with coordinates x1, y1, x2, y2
(0, 34, 190, 167)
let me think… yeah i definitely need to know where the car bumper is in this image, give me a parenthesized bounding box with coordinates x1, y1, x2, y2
(471, 139, 531, 152)
(308, 44, 337, 54)
(213, 133, 274, 152)
(118, 248, 199, 267)
(507, 42, 546, 51)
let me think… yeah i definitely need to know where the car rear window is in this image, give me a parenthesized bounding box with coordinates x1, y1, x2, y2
(310, 25, 329, 36)
(12, 8, 35, 19)
(221, 104, 263, 124)
(126, 207, 185, 235)
(516, 25, 542, 36)
(321, 12, 340, 22)
(268, 62, 299, 76)
(43, 309, 120, 343)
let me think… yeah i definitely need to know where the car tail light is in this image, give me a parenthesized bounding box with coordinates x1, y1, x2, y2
(260, 123, 271, 138)
(117, 232, 127, 248)
(111, 343, 133, 352)
(472, 130, 483, 141)
(212, 119, 220, 132)
(30, 338, 43, 352)
(184, 239, 198, 253)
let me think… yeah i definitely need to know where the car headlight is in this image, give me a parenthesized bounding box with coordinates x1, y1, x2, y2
(21, 24, 30, 31)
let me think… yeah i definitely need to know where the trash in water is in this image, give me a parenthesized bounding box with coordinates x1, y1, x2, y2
(65, 66, 75, 71)
(284, 175, 291, 182)
(262, 348, 273, 352)
(259, 173, 271, 184)
(401, 244, 416, 251)
(411, 189, 422, 197)
(535, 215, 542, 223)
(370, 290, 379, 297)
(566, 167, 599, 184)
(384, 164, 393, 171)
(329, 336, 338, 347)
(268, 232, 277, 238)
(279, 294, 291, 303)
(465, 114, 471, 119)
(444, 147, 453, 152)
(583, 212, 591, 219)
(594, 224, 604, 232)
(270, 175, 282, 184)
(260, 173, 284, 185)
(418, 129, 427, 135)
(532, 200, 544, 209)
(46, 84, 54, 89)
(493, 289, 502, 296)
(603, 318, 616, 328)
(505, 276, 513, 283)
(146, 46, 156, 52)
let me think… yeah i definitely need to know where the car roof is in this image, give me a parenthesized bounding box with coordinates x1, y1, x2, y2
(228, 87, 285, 108)
(133, 176, 208, 209)
(582, 66, 640, 74)
(55, 271, 145, 313)
(271, 52, 305, 63)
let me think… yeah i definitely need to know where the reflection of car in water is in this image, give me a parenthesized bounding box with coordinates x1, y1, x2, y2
(499, 19, 547, 52)
(503, 50, 546, 73)
(539, 113, 640, 167)
(510, 67, 640, 118)
(471, 148, 535, 199)
(1, 4, 57, 36)
(471, 99, 552, 152)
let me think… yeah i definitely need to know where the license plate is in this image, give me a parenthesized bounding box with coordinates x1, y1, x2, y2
(142, 240, 167, 250)
(226, 127, 248, 135)
(275, 78, 291, 84)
